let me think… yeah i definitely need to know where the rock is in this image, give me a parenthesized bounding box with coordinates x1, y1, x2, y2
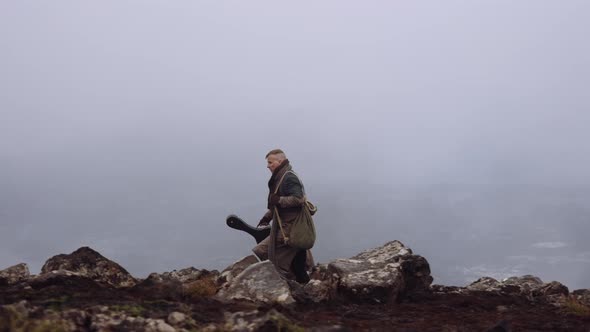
(29, 269, 105, 292)
(298, 263, 334, 303)
(467, 277, 502, 292)
(498, 276, 568, 303)
(146, 319, 176, 332)
(90, 312, 123, 330)
(224, 309, 302, 332)
(502, 275, 543, 292)
(200, 324, 218, 332)
(302, 278, 333, 303)
(0, 263, 30, 285)
(86, 306, 181, 332)
(131, 267, 219, 301)
(496, 305, 509, 313)
(216, 261, 295, 305)
(0, 301, 73, 331)
(168, 311, 187, 325)
(328, 240, 432, 303)
(430, 284, 465, 295)
(62, 309, 89, 328)
(151, 267, 216, 284)
(41, 247, 137, 288)
(130, 273, 184, 301)
(5, 300, 30, 319)
(464, 275, 569, 304)
(131, 269, 219, 301)
(533, 281, 569, 298)
(572, 289, 590, 306)
(329, 258, 404, 303)
(219, 255, 259, 284)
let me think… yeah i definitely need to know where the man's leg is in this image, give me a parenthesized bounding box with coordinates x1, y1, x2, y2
(272, 221, 298, 280)
(273, 242, 298, 280)
(291, 250, 310, 284)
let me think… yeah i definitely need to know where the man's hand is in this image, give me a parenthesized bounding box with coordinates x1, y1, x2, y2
(257, 216, 271, 228)
(268, 194, 281, 207)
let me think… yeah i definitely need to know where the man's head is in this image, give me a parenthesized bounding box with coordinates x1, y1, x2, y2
(266, 149, 286, 173)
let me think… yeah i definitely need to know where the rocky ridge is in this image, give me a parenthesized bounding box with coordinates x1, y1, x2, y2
(1, 241, 589, 331)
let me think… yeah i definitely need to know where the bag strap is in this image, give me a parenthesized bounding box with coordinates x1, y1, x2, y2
(274, 170, 291, 194)
(273, 170, 291, 243)
(273, 170, 309, 243)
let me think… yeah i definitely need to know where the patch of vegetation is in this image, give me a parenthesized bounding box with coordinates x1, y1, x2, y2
(24, 321, 69, 332)
(184, 277, 218, 300)
(142, 299, 174, 309)
(268, 313, 306, 332)
(44, 296, 70, 312)
(563, 296, 590, 317)
(110, 304, 146, 317)
(0, 305, 68, 332)
(177, 302, 193, 315)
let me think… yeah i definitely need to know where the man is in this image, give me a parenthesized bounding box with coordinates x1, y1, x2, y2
(252, 149, 313, 283)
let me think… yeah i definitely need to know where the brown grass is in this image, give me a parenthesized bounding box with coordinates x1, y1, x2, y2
(563, 296, 590, 317)
(184, 277, 218, 300)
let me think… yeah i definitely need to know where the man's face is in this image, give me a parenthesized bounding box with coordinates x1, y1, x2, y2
(266, 155, 282, 173)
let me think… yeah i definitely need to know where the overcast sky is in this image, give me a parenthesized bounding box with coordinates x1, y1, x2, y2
(1, 1, 589, 290)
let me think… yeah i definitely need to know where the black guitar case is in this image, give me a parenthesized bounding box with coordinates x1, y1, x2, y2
(226, 214, 271, 244)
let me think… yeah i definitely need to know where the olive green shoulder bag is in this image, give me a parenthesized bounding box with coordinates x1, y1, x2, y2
(273, 171, 317, 249)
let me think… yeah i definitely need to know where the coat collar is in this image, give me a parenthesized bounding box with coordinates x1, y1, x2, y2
(268, 159, 292, 190)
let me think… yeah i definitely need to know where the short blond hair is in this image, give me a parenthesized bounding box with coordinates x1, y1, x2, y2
(265, 149, 286, 159)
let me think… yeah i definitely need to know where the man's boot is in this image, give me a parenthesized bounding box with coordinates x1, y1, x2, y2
(292, 250, 310, 284)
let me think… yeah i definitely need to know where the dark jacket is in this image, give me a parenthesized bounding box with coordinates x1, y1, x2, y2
(266, 159, 305, 219)
(263, 159, 313, 279)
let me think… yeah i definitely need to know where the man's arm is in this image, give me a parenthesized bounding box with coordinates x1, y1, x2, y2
(257, 209, 273, 227)
(277, 174, 305, 208)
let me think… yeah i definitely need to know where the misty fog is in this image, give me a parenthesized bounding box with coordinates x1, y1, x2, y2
(1, 1, 589, 289)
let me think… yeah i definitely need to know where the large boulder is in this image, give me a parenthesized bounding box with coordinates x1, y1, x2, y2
(328, 240, 432, 303)
(464, 275, 569, 303)
(219, 255, 259, 285)
(30, 269, 101, 289)
(533, 281, 569, 299)
(0, 263, 30, 285)
(573, 289, 590, 306)
(466, 277, 503, 292)
(297, 264, 333, 303)
(130, 267, 219, 301)
(502, 275, 544, 294)
(216, 261, 294, 305)
(41, 247, 136, 288)
(147, 267, 215, 284)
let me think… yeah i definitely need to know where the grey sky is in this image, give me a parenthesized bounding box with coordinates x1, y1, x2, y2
(1, 1, 589, 289)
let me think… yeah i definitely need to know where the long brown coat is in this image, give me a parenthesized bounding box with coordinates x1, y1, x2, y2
(252, 159, 314, 279)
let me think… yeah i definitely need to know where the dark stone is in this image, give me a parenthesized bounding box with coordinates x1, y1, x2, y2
(41, 247, 136, 288)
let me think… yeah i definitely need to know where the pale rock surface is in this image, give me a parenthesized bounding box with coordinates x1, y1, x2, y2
(148, 267, 213, 284)
(224, 309, 299, 332)
(467, 277, 503, 292)
(219, 255, 259, 284)
(167, 311, 187, 325)
(0, 263, 30, 285)
(216, 261, 294, 305)
(573, 289, 590, 306)
(465, 275, 569, 303)
(328, 240, 432, 303)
